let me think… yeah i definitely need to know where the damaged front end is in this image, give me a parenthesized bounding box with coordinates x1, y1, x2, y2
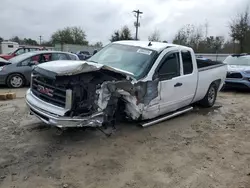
(26, 61, 159, 128)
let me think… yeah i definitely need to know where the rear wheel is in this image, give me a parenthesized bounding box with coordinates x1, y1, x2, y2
(200, 83, 217, 107)
(7, 74, 25, 88)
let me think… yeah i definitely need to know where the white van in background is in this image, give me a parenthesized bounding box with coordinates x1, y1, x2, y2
(0, 41, 19, 54)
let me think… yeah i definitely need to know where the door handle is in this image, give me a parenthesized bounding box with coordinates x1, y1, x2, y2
(174, 82, 183, 87)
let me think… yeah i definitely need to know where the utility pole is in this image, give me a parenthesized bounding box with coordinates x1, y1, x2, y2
(133, 9, 143, 40)
(39, 35, 42, 45)
(204, 20, 209, 39)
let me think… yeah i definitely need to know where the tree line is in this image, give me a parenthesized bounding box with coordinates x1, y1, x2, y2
(0, 26, 103, 48)
(1, 8, 249, 53)
(172, 8, 250, 53)
(109, 8, 250, 53)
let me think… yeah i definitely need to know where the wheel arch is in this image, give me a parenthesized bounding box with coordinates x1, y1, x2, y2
(6, 72, 26, 85)
(211, 79, 221, 91)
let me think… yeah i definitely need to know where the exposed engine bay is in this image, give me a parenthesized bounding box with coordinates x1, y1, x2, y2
(31, 63, 159, 128)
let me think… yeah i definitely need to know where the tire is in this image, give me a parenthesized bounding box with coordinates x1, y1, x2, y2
(200, 83, 217, 107)
(7, 74, 25, 88)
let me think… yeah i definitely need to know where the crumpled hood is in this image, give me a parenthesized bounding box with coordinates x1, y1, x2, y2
(227, 65, 250, 72)
(37, 60, 134, 78)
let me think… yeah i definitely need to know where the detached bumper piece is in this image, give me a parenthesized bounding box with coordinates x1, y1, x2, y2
(26, 96, 104, 128)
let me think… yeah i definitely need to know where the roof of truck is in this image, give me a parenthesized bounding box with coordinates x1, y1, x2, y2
(114, 40, 188, 52)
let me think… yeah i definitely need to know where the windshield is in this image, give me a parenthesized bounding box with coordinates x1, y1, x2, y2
(224, 56, 250, 66)
(87, 43, 157, 79)
(8, 52, 36, 64)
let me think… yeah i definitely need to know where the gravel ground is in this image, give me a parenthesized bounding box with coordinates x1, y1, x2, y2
(0, 88, 250, 188)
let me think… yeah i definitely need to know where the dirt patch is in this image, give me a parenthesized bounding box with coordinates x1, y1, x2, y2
(0, 89, 250, 188)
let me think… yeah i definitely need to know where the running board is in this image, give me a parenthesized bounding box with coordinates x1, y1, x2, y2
(140, 106, 193, 127)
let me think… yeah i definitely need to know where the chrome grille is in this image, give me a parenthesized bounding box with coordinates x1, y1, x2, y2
(31, 74, 66, 108)
(226, 72, 243, 79)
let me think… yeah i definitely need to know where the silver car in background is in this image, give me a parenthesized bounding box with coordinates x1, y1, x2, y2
(0, 51, 79, 88)
(224, 54, 250, 89)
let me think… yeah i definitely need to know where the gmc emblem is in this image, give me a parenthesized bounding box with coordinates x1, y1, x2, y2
(37, 85, 54, 97)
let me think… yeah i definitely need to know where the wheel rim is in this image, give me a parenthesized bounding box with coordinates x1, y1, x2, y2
(10, 76, 23, 88)
(208, 86, 216, 104)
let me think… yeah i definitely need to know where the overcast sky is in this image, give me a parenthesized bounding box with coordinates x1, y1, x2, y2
(0, 0, 249, 45)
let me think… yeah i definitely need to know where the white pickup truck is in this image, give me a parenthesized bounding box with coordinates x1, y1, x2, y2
(26, 41, 227, 128)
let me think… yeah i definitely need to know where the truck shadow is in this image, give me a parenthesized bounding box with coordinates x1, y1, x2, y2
(27, 120, 143, 143)
(193, 105, 222, 116)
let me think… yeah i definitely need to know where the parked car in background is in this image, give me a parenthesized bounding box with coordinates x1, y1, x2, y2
(223, 54, 250, 89)
(0, 51, 79, 88)
(76, 50, 92, 60)
(0, 46, 45, 60)
(0, 57, 11, 67)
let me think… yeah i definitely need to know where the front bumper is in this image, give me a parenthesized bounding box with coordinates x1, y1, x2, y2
(26, 89, 104, 128)
(225, 79, 250, 89)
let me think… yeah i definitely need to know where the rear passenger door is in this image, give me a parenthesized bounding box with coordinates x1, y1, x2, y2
(178, 50, 198, 106)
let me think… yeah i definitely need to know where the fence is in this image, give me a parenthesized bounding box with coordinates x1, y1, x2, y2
(196, 53, 230, 62)
(54, 44, 101, 54)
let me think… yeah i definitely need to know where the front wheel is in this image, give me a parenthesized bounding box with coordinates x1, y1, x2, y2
(200, 83, 217, 107)
(7, 74, 25, 88)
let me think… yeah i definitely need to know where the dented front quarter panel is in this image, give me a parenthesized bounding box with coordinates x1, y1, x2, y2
(96, 79, 160, 121)
(121, 82, 161, 120)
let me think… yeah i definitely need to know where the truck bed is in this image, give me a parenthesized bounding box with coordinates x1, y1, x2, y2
(192, 59, 227, 103)
(196, 58, 224, 71)
(196, 59, 224, 70)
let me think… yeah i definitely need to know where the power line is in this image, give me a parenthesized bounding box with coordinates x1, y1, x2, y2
(133, 9, 143, 40)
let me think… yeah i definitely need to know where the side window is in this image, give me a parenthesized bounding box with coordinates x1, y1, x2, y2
(20, 58, 32, 66)
(15, 49, 25, 55)
(39, 54, 52, 63)
(30, 48, 39, 52)
(181, 51, 193, 74)
(69, 54, 77, 60)
(31, 55, 40, 64)
(157, 52, 180, 80)
(51, 53, 68, 61)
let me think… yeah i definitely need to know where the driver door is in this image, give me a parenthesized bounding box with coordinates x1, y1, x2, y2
(154, 49, 187, 115)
